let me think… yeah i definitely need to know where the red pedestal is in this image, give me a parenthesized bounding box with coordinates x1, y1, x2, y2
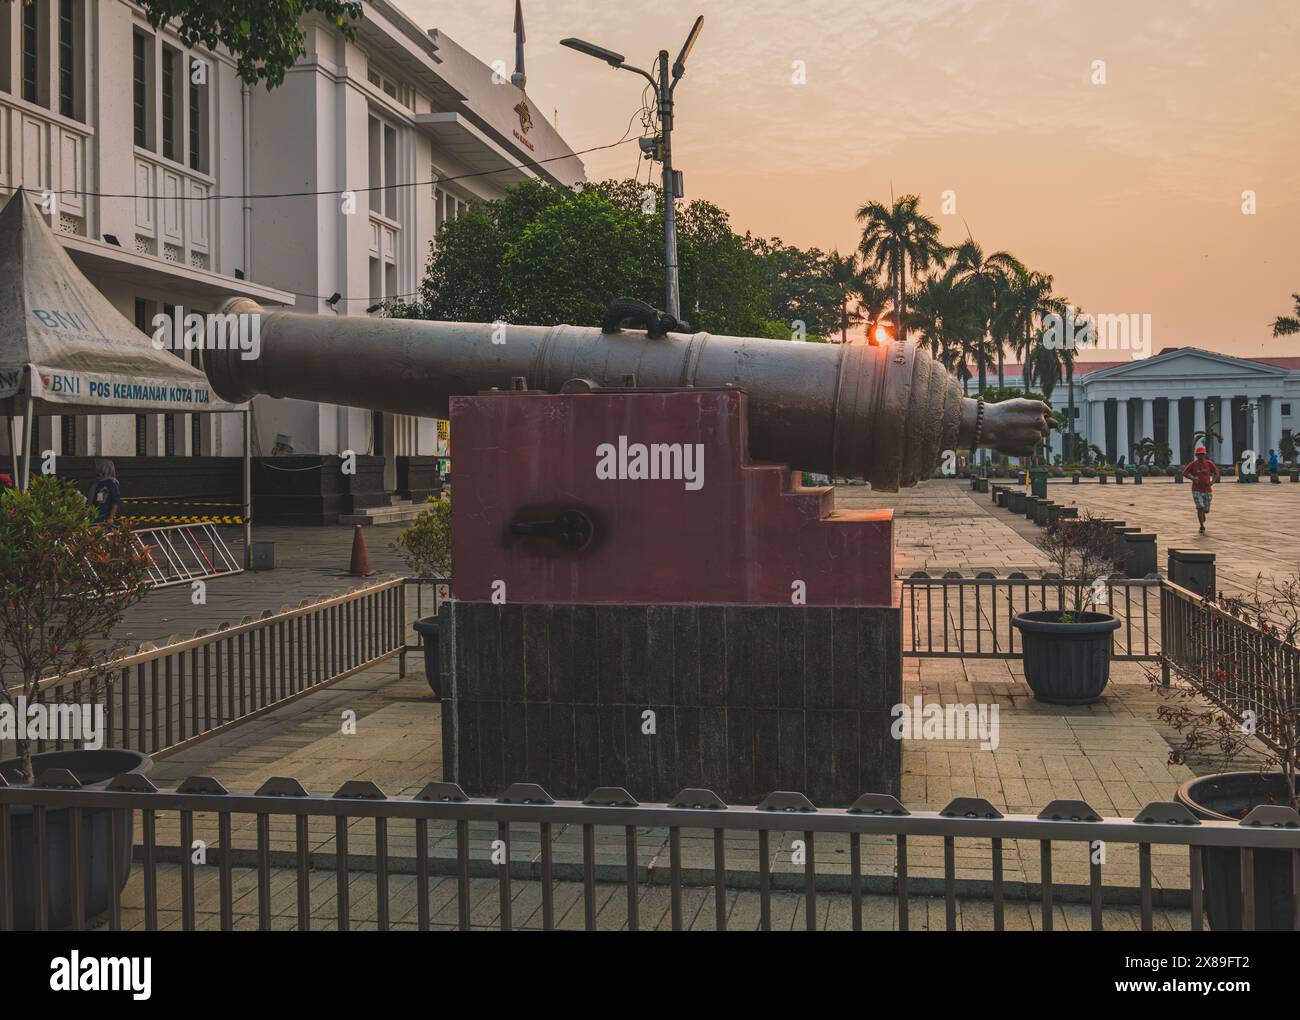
(450, 388, 895, 607)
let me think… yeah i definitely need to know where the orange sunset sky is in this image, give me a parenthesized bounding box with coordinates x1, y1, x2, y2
(408, 0, 1299, 360)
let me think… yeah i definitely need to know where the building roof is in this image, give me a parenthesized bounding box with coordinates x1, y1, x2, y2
(976, 351, 1300, 379)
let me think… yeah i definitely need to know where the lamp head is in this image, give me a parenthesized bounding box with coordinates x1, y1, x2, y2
(561, 38, 625, 68)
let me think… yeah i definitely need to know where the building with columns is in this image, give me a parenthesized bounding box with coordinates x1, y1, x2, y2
(1, 0, 584, 522)
(987, 348, 1300, 466)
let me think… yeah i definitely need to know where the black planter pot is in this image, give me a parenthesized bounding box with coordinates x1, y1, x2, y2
(0, 749, 151, 930)
(1176, 772, 1298, 931)
(1011, 611, 1120, 704)
(412, 616, 440, 698)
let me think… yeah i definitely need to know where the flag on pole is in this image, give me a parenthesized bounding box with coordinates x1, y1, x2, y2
(513, 0, 527, 88)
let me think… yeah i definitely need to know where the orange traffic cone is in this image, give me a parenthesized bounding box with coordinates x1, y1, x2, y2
(348, 524, 377, 577)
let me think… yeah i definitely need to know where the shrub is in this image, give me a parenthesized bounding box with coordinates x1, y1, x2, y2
(1034, 512, 1115, 619)
(392, 495, 452, 578)
(0, 478, 152, 783)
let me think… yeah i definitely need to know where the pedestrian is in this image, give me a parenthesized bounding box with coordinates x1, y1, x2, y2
(89, 458, 122, 524)
(1268, 448, 1279, 482)
(1181, 445, 1220, 534)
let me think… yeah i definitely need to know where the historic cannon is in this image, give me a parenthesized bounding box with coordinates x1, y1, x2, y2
(203, 297, 1050, 805)
(204, 298, 1048, 491)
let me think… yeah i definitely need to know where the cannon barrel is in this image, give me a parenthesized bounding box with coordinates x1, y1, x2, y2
(205, 298, 979, 490)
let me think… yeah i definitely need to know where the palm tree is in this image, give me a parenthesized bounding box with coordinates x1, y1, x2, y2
(824, 251, 864, 343)
(858, 281, 893, 344)
(907, 269, 992, 398)
(855, 195, 948, 343)
(995, 267, 1068, 389)
(1271, 293, 1300, 336)
(951, 240, 1023, 394)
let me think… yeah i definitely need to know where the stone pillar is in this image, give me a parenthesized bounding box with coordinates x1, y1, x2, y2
(1194, 397, 1207, 453)
(1251, 398, 1262, 460)
(1116, 398, 1130, 465)
(1141, 398, 1154, 443)
(1090, 400, 1107, 460)
(1220, 398, 1234, 465)
(1167, 397, 1182, 465)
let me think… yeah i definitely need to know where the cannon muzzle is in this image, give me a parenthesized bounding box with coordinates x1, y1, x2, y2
(205, 299, 985, 491)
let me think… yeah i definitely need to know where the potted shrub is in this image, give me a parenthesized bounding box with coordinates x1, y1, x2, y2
(1151, 573, 1300, 930)
(1011, 513, 1121, 704)
(392, 495, 451, 696)
(0, 477, 153, 929)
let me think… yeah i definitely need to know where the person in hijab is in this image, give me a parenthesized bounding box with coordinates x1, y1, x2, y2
(90, 459, 122, 524)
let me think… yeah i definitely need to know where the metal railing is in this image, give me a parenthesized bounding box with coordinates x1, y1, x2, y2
(1, 579, 407, 762)
(1161, 580, 1300, 756)
(1, 777, 1296, 932)
(130, 523, 243, 588)
(401, 577, 451, 656)
(901, 572, 1161, 660)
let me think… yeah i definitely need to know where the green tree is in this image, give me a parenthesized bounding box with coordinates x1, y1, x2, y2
(906, 267, 984, 380)
(855, 195, 948, 343)
(997, 267, 1067, 391)
(823, 251, 878, 343)
(1271, 292, 1300, 336)
(951, 240, 1023, 392)
(0, 478, 152, 783)
(395, 178, 813, 341)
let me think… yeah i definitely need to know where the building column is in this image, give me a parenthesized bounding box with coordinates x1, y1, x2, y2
(1219, 398, 1234, 465)
(1167, 397, 1182, 465)
(1193, 397, 1206, 454)
(1140, 398, 1154, 452)
(1116, 399, 1130, 465)
(1250, 398, 1262, 459)
(1089, 400, 1106, 460)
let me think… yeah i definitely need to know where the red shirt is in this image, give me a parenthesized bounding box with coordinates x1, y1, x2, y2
(1182, 458, 1220, 493)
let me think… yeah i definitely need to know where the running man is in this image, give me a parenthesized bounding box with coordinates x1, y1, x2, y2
(1182, 445, 1220, 533)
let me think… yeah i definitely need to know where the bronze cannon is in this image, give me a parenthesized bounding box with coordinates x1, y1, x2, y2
(203, 298, 1048, 490)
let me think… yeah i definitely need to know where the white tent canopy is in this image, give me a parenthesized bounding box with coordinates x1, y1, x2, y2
(0, 188, 244, 416)
(0, 188, 252, 564)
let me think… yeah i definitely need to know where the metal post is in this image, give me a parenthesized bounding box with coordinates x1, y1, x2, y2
(242, 407, 252, 569)
(658, 50, 680, 321)
(19, 392, 34, 491)
(6, 412, 18, 484)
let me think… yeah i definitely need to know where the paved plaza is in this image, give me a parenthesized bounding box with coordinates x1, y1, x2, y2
(1039, 474, 1300, 595)
(94, 476, 1289, 930)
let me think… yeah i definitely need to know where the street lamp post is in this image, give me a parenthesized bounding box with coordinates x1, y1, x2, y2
(562, 16, 703, 322)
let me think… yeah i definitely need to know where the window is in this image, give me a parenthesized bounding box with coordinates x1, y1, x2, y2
(367, 115, 399, 218)
(57, 0, 75, 118)
(133, 31, 151, 148)
(161, 45, 180, 162)
(0, 6, 10, 94)
(60, 415, 77, 455)
(188, 59, 208, 172)
(21, 0, 39, 104)
(1283, 403, 1293, 417)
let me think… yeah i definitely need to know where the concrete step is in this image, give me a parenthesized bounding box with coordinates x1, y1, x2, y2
(338, 504, 424, 526)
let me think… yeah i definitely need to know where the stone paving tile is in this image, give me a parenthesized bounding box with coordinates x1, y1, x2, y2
(84, 502, 1280, 928)
(1038, 474, 1300, 595)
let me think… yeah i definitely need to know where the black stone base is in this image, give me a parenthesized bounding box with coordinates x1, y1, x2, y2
(52, 455, 390, 526)
(438, 602, 902, 807)
(396, 455, 442, 504)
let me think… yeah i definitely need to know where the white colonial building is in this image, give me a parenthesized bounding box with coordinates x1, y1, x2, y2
(1, 0, 584, 520)
(994, 348, 1300, 466)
